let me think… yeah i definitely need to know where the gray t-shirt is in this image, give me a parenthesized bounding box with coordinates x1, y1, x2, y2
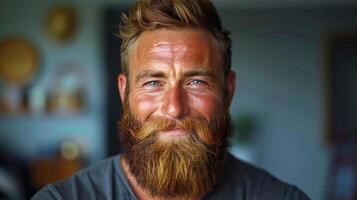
(32, 153, 310, 200)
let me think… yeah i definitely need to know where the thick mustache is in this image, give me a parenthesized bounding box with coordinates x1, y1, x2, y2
(135, 118, 190, 138)
(134, 117, 218, 145)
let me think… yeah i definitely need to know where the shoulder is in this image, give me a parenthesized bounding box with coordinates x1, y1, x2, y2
(206, 153, 310, 200)
(32, 155, 128, 200)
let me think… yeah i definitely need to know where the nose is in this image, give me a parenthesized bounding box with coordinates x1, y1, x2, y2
(161, 85, 189, 119)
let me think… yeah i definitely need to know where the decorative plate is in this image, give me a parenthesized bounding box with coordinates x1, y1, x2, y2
(0, 37, 39, 84)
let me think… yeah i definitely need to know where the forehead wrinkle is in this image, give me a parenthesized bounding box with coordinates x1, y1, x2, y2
(130, 29, 224, 85)
(149, 42, 188, 54)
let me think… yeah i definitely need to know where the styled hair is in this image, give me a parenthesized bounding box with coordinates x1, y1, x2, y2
(119, 0, 231, 77)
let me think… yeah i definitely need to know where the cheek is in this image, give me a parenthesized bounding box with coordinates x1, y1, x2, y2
(129, 93, 160, 121)
(190, 95, 222, 119)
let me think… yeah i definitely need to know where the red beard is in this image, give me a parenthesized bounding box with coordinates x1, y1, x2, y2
(118, 100, 232, 199)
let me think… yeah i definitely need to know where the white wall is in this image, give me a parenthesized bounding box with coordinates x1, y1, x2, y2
(223, 8, 357, 200)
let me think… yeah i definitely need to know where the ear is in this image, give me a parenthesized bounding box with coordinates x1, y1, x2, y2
(226, 70, 236, 107)
(118, 74, 127, 103)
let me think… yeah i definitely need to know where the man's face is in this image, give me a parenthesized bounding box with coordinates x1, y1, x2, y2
(119, 28, 234, 135)
(118, 28, 236, 199)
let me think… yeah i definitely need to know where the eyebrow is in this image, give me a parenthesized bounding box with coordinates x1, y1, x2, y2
(182, 68, 216, 78)
(135, 69, 166, 84)
(134, 68, 216, 83)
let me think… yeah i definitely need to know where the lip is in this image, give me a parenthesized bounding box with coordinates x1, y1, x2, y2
(160, 127, 187, 137)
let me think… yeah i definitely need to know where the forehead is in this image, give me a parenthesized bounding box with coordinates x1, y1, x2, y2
(128, 28, 223, 76)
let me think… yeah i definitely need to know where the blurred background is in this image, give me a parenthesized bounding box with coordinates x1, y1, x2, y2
(0, 0, 357, 199)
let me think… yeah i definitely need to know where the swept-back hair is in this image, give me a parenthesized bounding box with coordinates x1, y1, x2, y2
(119, 0, 231, 77)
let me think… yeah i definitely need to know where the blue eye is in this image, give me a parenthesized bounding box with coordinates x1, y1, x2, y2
(189, 79, 206, 85)
(144, 81, 161, 87)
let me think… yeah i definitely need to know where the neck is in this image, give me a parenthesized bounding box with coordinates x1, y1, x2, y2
(120, 156, 197, 200)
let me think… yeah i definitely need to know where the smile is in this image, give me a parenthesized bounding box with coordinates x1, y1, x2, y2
(160, 127, 188, 137)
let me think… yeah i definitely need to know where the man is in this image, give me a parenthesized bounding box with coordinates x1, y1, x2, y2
(33, 0, 310, 199)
